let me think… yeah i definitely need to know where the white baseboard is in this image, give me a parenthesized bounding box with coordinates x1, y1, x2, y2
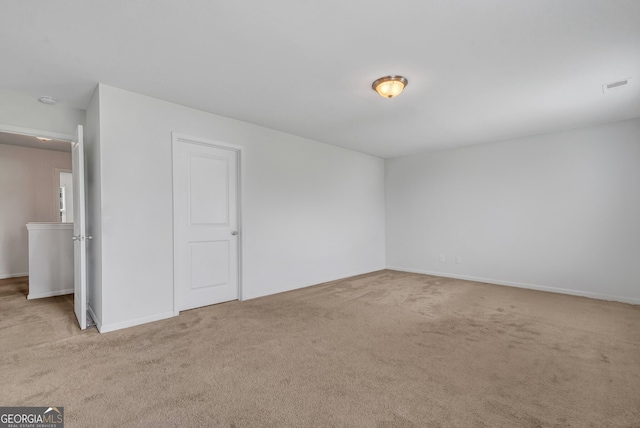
(27, 288, 73, 300)
(242, 268, 386, 301)
(387, 266, 640, 305)
(97, 310, 176, 333)
(0, 272, 28, 280)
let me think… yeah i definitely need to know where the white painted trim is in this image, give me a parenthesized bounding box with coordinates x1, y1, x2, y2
(0, 272, 28, 280)
(0, 123, 75, 142)
(98, 311, 175, 333)
(237, 147, 245, 302)
(171, 137, 179, 316)
(242, 269, 384, 301)
(54, 167, 73, 222)
(171, 132, 244, 313)
(87, 305, 102, 332)
(27, 288, 74, 300)
(172, 132, 244, 152)
(387, 266, 640, 305)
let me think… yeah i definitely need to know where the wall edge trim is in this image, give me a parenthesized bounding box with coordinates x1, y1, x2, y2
(387, 266, 640, 305)
(98, 310, 176, 333)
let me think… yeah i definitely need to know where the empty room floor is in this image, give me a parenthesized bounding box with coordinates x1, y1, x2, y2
(1, 271, 639, 427)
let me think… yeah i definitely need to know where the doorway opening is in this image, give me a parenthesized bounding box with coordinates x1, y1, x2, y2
(0, 124, 89, 330)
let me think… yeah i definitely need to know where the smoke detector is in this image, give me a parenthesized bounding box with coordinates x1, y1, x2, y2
(602, 78, 631, 94)
(38, 96, 58, 105)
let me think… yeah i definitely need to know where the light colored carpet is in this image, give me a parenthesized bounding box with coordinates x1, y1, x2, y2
(1, 271, 639, 427)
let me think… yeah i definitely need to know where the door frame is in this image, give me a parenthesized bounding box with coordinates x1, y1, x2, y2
(0, 123, 88, 329)
(0, 124, 75, 143)
(0, 124, 76, 222)
(53, 168, 73, 222)
(171, 132, 244, 316)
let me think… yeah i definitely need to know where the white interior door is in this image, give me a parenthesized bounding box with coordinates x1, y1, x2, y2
(173, 139, 239, 312)
(72, 125, 87, 329)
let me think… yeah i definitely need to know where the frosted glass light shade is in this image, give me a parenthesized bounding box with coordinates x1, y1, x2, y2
(372, 76, 408, 98)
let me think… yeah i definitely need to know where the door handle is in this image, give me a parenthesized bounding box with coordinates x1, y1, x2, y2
(72, 235, 79, 241)
(231, 231, 239, 236)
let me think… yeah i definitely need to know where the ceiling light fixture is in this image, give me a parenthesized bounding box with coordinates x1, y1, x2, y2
(38, 96, 58, 105)
(36, 137, 52, 142)
(372, 75, 408, 98)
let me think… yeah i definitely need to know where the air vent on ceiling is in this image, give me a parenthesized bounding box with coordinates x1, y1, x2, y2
(602, 78, 631, 94)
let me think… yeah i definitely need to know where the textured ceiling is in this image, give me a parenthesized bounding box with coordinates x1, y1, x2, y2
(1, 0, 639, 158)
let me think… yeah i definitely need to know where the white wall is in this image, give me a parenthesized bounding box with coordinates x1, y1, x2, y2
(92, 84, 385, 332)
(0, 88, 85, 137)
(386, 117, 640, 303)
(0, 143, 72, 278)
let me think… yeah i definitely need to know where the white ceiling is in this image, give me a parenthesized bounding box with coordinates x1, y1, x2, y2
(1, 0, 639, 158)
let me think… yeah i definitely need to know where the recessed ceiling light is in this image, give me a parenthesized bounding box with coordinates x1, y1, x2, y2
(36, 137, 52, 142)
(372, 75, 408, 98)
(38, 96, 58, 105)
